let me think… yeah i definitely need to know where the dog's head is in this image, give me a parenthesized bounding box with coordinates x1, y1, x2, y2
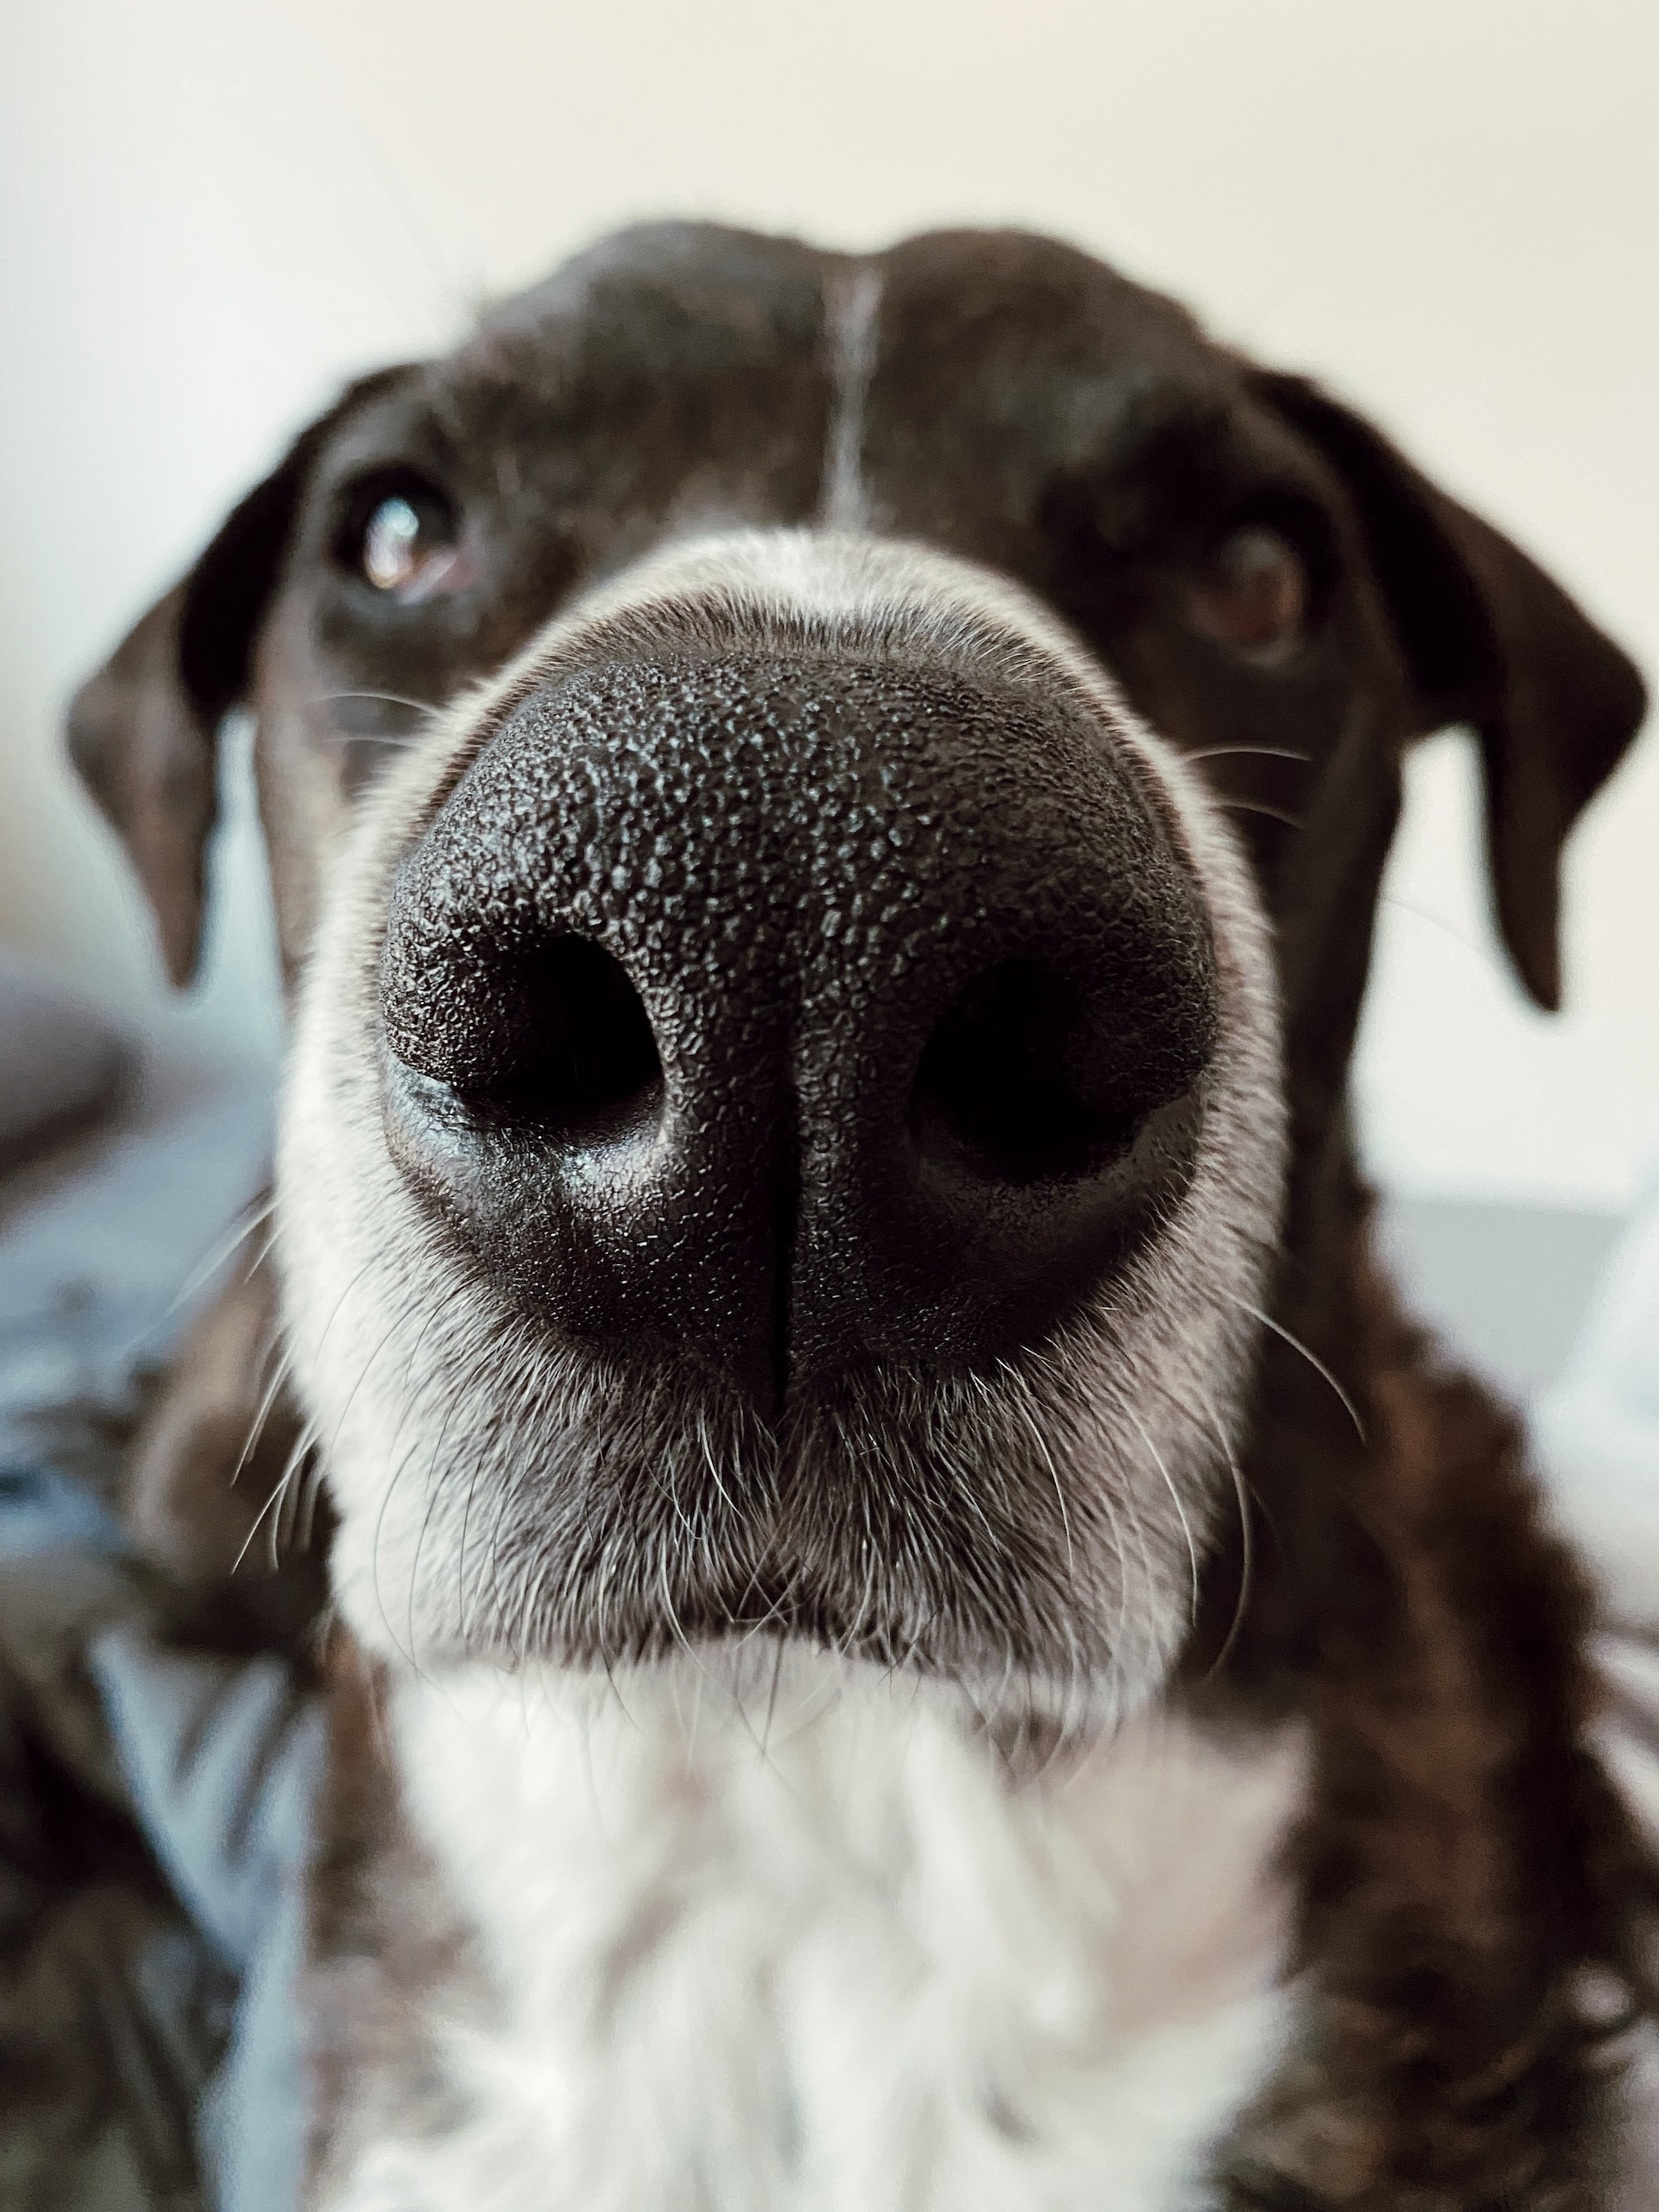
(69, 224, 1644, 1723)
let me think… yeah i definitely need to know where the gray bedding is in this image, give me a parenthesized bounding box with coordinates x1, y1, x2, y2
(0, 956, 132, 1179)
(0, 1059, 309, 2212)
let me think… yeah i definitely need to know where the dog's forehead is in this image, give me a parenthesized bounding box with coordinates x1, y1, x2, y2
(350, 223, 1234, 492)
(864, 231, 1244, 548)
(459, 222, 1214, 366)
(873, 230, 1219, 395)
(430, 222, 837, 468)
(473, 219, 833, 366)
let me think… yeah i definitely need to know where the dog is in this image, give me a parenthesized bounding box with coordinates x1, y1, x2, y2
(67, 222, 1658, 2208)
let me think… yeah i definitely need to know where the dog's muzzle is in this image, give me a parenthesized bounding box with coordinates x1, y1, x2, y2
(281, 537, 1282, 1682)
(377, 644, 1219, 1412)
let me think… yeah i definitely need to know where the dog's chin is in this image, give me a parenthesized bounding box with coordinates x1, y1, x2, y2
(431, 1631, 1151, 1786)
(317, 1320, 1208, 1733)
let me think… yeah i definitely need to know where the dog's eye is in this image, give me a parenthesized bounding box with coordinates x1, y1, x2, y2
(344, 483, 465, 602)
(1186, 526, 1307, 661)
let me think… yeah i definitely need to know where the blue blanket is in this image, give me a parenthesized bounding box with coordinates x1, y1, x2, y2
(0, 1065, 313, 2210)
(0, 1465, 314, 2211)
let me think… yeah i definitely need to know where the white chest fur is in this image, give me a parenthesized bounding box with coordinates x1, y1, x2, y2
(326, 1660, 1306, 2212)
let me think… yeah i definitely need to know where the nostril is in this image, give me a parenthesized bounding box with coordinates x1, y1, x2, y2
(482, 938, 661, 1129)
(387, 936, 663, 1138)
(912, 960, 1145, 1184)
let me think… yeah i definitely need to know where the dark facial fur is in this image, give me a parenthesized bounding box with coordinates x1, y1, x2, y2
(66, 216, 1646, 1687)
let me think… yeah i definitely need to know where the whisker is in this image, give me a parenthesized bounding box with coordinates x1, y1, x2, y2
(139, 1195, 277, 1345)
(1379, 894, 1502, 973)
(270, 1421, 319, 1560)
(351, 1294, 453, 1650)
(1117, 1394, 1200, 1626)
(292, 1432, 327, 1551)
(301, 688, 441, 717)
(695, 1408, 736, 1515)
(338, 731, 426, 755)
(1194, 1388, 1255, 1680)
(230, 1341, 294, 1495)
(1118, 1483, 1162, 1671)
(345, 1282, 445, 1671)
(479, 1387, 555, 1657)
(1185, 744, 1311, 766)
(761, 1633, 787, 1759)
(1067, 1395, 1137, 1660)
(328, 1300, 422, 1476)
(1224, 1291, 1367, 1444)
(446, 1318, 511, 1645)
(1004, 1368, 1075, 1580)
(231, 1448, 301, 1576)
(1217, 795, 1305, 829)
(413, 1418, 470, 1660)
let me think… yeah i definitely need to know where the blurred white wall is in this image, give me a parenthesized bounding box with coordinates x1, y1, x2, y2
(2, 0, 1655, 1204)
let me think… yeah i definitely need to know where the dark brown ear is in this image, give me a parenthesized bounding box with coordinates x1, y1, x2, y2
(66, 367, 416, 986)
(1249, 371, 1647, 1010)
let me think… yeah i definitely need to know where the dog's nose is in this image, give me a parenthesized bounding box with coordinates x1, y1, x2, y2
(378, 649, 1216, 1408)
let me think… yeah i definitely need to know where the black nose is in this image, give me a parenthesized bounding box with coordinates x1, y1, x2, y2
(379, 648, 1217, 1411)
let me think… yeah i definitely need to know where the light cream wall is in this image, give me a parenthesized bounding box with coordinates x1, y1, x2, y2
(2, 0, 1655, 1203)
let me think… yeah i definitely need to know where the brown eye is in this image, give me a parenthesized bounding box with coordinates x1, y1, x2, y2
(350, 484, 465, 601)
(1187, 525, 1307, 661)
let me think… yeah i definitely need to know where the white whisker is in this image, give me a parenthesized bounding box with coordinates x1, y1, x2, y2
(1117, 1394, 1200, 1626)
(1218, 795, 1304, 829)
(1225, 1291, 1367, 1443)
(1184, 743, 1311, 766)
(1194, 1388, 1255, 1680)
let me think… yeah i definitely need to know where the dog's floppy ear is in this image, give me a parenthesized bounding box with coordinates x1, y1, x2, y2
(66, 367, 416, 986)
(1249, 371, 1647, 1010)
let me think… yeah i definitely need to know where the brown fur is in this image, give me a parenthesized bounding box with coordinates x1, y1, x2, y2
(1213, 1184, 1658, 2205)
(299, 1641, 472, 2198)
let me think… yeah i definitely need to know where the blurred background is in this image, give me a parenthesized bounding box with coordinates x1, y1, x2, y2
(2, 0, 1656, 1386)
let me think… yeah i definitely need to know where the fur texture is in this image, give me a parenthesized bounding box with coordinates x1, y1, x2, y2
(311, 1655, 1306, 2212)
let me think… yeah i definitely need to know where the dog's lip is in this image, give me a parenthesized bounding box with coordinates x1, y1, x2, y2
(488, 1554, 1024, 1679)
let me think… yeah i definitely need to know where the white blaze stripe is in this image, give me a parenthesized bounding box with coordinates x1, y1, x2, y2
(820, 265, 883, 532)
